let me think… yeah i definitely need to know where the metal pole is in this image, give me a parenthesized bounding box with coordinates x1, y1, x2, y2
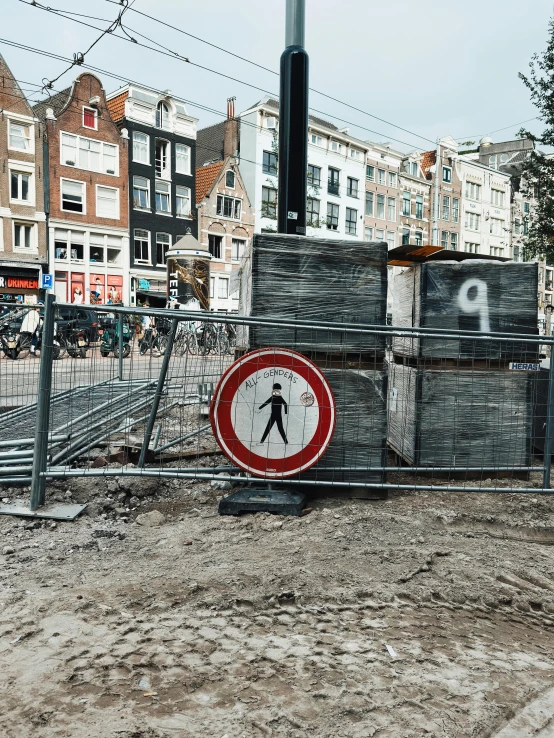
(543, 356, 554, 489)
(138, 317, 178, 467)
(278, 0, 309, 235)
(30, 293, 55, 511)
(118, 313, 124, 381)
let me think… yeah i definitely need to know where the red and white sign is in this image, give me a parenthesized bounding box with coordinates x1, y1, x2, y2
(210, 347, 336, 478)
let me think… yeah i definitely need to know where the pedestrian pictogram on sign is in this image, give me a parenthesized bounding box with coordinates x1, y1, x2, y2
(210, 348, 336, 478)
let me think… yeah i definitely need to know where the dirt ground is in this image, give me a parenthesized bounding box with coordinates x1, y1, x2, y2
(1, 466, 554, 738)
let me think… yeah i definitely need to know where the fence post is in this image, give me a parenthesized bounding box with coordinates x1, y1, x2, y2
(118, 312, 124, 381)
(543, 354, 554, 490)
(30, 293, 55, 511)
(138, 317, 179, 467)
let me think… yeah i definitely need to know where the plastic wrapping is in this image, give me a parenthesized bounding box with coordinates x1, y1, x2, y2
(238, 234, 388, 355)
(532, 367, 549, 453)
(301, 369, 387, 483)
(387, 363, 534, 467)
(392, 261, 539, 360)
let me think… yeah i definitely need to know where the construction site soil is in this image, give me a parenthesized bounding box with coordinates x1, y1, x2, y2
(1, 464, 554, 738)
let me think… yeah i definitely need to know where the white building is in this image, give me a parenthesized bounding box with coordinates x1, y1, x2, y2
(458, 157, 511, 258)
(239, 97, 368, 239)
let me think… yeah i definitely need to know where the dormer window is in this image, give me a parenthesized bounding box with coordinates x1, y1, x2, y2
(225, 170, 235, 188)
(156, 101, 169, 129)
(83, 106, 97, 130)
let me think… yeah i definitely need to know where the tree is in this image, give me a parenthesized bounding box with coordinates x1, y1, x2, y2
(518, 17, 554, 260)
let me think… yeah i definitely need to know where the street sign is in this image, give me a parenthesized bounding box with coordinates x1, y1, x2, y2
(210, 347, 336, 478)
(40, 274, 53, 290)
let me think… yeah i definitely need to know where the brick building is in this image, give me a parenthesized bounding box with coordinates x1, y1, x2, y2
(363, 143, 402, 249)
(33, 73, 130, 304)
(421, 136, 463, 251)
(0, 53, 47, 305)
(106, 84, 197, 307)
(398, 153, 432, 246)
(195, 99, 254, 312)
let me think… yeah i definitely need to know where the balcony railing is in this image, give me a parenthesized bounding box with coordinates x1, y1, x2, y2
(327, 183, 340, 196)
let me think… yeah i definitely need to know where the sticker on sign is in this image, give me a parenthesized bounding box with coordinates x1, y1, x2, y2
(509, 362, 541, 371)
(210, 348, 336, 478)
(287, 211, 298, 220)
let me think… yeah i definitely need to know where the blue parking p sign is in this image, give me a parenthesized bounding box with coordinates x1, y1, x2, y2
(41, 274, 53, 290)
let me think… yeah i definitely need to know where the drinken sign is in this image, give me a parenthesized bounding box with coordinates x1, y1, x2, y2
(210, 348, 336, 478)
(0, 276, 39, 290)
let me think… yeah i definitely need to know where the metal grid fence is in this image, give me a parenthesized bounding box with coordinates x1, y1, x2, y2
(0, 296, 552, 512)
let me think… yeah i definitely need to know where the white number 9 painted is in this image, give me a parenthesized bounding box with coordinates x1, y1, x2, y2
(457, 278, 490, 332)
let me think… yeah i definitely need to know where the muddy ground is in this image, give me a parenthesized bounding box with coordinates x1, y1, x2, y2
(1, 465, 554, 738)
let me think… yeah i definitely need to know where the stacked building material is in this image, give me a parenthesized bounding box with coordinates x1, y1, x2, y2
(389, 259, 539, 470)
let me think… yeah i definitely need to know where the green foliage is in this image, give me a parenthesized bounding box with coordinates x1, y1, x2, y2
(519, 17, 554, 259)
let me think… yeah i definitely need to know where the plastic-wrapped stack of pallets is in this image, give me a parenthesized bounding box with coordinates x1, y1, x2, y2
(239, 233, 389, 492)
(388, 260, 539, 471)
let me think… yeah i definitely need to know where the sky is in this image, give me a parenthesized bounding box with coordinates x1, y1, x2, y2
(1, 0, 553, 154)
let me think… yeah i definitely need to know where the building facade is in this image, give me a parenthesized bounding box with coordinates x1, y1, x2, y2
(0, 53, 47, 305)
(363, 144, 402, 248)
(236, 97, 368, 239)
(106, 85, 198, 307)
(422, 137, 463, 251)
(398, 152, 432, 247)
(33, 73, 129, 305)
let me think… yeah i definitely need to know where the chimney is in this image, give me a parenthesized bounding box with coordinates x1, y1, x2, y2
(223, 96, 238, 159)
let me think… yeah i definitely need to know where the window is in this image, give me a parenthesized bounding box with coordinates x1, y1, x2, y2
(308, 164, 321, 187)
(133, 176, 149, 210)
(263, 150, 277, 175)
(465, 182, 481, 200)
(134, 229, 150, 264)
(232, 239, 245, 261)
(54, 229, 84, 261)
(155, 180, 171, 213)
(156, 233, 170, 265)
(387, 231, 395, 249)
(388, 172, 397, 188)
(401, 228, 410, 245)
(175, 144, 191, 175)
(176, 185, 191, 217)
(310, 133, 323, 146)
(10, 171, 30, 202)
(365, 191, 374, 217)
(415, 194, 423, 219)
(442, 166, 452, 183)
(155, 140, 170, 178)
(450, 232, 458, 250)
(330, 140, 342, 153)
(452, 198, 459, 223)
(347, 177, 359, 198)
(441, 231, 449, 248)
(491, 246, 504, 257)
(376, 229, 384, 240)
(261, 186, 277, 218)
(387, 197, 396, 221)
(83, 107, 97, 130)
(514, 219, 521, 234)
(307, 198, 320, 226)
(465, 212, 480, 231)
(366, 165, 375, 182)
(376, 194, 385, 219)
(491, 189, 505, 207)
(415, 230, 423, 246)
(345, 207, 357, 235)
(327, 202, 339, 231)
(328, 167, 340, 196)
(61, 132, 118, 174)
(96, 186, 118, 219)
(89, 233, 105, 264)
(524, 201, 530, 214)
(9, 121, 31, 151)
(489, 155, 498, 170)
(377, 169, 385, 185)
(210, 277, 215, 299)
(156, 101, 169, 129)
(465, 242, 479, 254)
(411, 162, 418, 177)
(208, 234, 222, 259)
(61, 179, 85, 213)
(225, 170, 235, 188)
(13, 223, 33, 250)
(218, 278, 229, 300)
(523, 219, 529, 236)
(133, 131, 149, 164)
(442, 195, 450, 221)
(216, 194, 241, 219)
(490, 218, 503, 236)
(349, 148, 362, 161)
(365, 227, 374, 240)
(402, 191, 411, 216)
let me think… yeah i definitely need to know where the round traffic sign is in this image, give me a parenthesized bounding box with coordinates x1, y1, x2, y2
(210, 347, 336, 478)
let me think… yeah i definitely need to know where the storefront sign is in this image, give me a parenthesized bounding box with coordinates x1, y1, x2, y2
(138, 279, 151, 290)
(0, 276, 39, 290)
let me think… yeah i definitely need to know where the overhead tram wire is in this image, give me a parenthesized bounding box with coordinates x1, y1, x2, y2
(455, 117, 540, 141)
(16, 0, 436, 150)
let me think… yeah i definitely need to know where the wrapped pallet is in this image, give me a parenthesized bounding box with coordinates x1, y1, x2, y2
(392, 261, 539, 361)
(388, 363, 534, 467)
(238, 234, 388, 356)
(301, 369, 387, 484)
